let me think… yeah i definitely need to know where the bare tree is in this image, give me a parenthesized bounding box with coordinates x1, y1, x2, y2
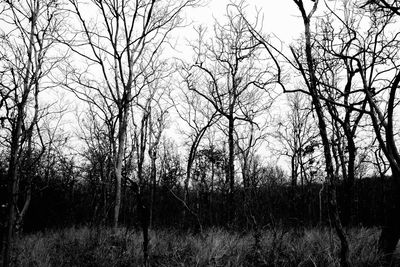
(242, 0, 351, 265)
(131, 97, 151, 263)
(308, 14, 370, 225)
(187, 5, 277, 221)
(289, 2, 350, 265)
(273, 93, 319, 187)
(235, 117, 268, 189)
(0, 0, 64, 264)
(332, 0, 400, 262)
(172, 70, 220, 226)
(306, 0, 400, 261)
(62, 0, 197, 229)
(126, 66, 172, 264)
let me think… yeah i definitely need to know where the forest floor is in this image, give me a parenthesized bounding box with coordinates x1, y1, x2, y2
(11, 226, 385, 266)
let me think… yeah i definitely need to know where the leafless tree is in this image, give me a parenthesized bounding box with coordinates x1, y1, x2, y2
(235, 117, 268, 189)
(307, 14, 371, 225)
(242, 0, 351, 265)
(0, 0, 65, 264)
(173, 69, 220, 226)
(325, 0, 400, 262)
(126, 67, 172, 264)
(186, 5, 277, 221)
(289, 2, 350, 265)
(62, 0, 197, 230)
(273, 93, 319, 187)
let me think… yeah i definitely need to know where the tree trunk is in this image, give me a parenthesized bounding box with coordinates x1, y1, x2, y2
(15, 116, 39, 234)
(210, 159, 215, 225)
(342, 134, 356, 226)
(138, 190, 149, 266)
(114, 161, 123, 229)
(2, 111, 23, 267)
(319, 183, 324, 226)
(149, 153, 157, 229)
(136, 112, 149, 265)
(15, 182, 31, 234)
(243, 159, 248, 189)
(183, 151, 194, 227)
(113, 111, 128, 229)
(227, 116, 235, 223)
(291, 155, 297, 187)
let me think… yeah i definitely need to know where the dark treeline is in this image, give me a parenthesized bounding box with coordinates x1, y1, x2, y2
(0, 163, 390, 234)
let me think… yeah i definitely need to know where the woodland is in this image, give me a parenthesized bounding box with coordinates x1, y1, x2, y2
(1, 0, 400, 266)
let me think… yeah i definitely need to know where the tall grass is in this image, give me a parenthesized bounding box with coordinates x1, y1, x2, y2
(12, 226, 383, 266)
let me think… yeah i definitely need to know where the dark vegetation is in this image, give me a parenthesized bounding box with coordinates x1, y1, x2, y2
(0, 162, 392, 232)
(0, 152, 392, 266)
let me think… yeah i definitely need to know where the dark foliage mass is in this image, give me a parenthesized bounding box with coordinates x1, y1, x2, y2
(0, 166, 391, 234)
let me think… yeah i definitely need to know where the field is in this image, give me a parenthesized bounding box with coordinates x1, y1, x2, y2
(12, 226, 383, 266)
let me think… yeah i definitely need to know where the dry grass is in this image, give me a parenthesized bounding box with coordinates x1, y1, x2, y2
(12, 226, 383, 266)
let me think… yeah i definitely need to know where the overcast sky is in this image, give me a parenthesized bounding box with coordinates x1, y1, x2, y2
(184, 1, 305, 44)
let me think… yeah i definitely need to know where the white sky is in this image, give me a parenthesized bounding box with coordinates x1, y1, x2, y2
(176, 0, 305, 53)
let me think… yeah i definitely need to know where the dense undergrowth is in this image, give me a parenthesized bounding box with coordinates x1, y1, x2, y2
(11, 226, 383, 266)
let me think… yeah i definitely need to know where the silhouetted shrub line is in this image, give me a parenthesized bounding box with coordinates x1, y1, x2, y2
(12, 176, 392, 232)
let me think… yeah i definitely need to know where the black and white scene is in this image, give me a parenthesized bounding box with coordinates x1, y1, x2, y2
(2, 0, 400, 266)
